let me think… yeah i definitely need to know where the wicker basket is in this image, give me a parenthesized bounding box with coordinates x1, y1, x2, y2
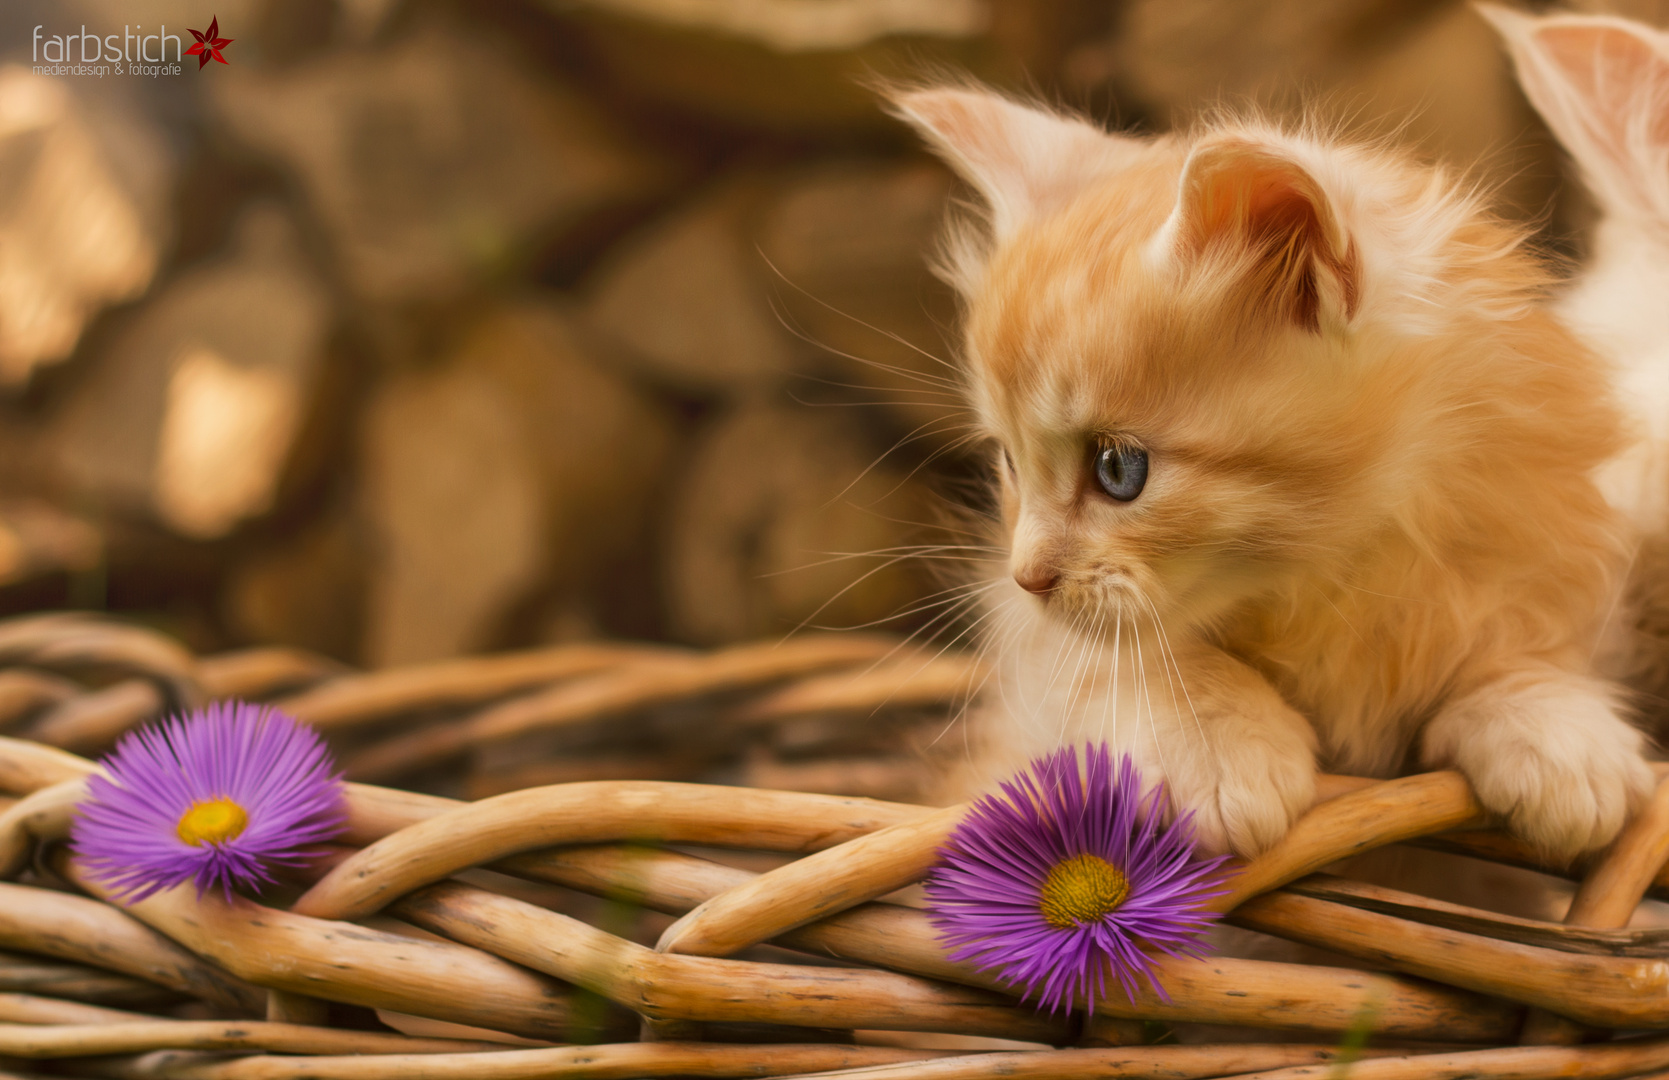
(0, 611, 1666, 1080)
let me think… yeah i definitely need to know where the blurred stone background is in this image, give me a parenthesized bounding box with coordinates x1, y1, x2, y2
(0, 0, 1661, 668)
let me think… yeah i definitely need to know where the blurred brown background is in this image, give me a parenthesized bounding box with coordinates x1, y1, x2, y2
(0, 0, 1663, 669)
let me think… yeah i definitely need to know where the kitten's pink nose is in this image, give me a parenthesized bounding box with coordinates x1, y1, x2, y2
(1014, 567, 1059, 596)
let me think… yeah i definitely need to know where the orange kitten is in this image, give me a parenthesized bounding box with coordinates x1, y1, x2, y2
(893, 86, 1654, 859)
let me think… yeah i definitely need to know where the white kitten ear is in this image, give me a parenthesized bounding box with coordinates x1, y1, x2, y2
(888, 86, 1121, 240)
(1164, 136, 1360, 332)
(1481, 4, 1669, 226)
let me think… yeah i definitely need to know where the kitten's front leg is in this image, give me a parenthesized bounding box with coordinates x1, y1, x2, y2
(1420, 665, 1653, 862)
(965, 610, 1318, 856)
(1153, 644, 1319, 857)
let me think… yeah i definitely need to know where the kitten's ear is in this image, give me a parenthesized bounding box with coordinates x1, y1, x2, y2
(888, 86, 1120, 240)
(1165, 136, 1359, 332)
(1481, 4, 1669, 226)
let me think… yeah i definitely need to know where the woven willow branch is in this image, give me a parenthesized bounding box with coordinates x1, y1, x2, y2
(0, 880, 263, 1013)
(494, 835, 1521, 1040)
(1569, 776, 1669, 929)
(0, 740, 1548, 1043)
(1229, 890, 1667, 1028)
(765, 1036, 1669, 1080)
(657, 804, 966, 957)
(341, 635, 915, 780)
(397, 880, 1079, 1043)
(1, 614, 1668, 1077)
(74, 1042, 945, 1080)
(1212, 1035, 1669, 1080)
(62, 859, 586, 1042)
(0, 1019, 490, 1057)
(292, 783, 933, 920)
(1520, 774, 1669, 1044)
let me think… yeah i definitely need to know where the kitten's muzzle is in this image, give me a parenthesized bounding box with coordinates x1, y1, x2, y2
(1013, 566, 1060, 596)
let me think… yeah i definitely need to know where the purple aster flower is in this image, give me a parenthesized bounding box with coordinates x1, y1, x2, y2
(924, 744, 1230, 1013)
(71, 701, 345, 904)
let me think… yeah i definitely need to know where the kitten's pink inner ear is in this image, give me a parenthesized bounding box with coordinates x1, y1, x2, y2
(889, 87, 1115, 239)
(1176, 142, 1359, 331)
(1531, 23, 1669, 169)
(1487, 5, 1669, 223)
(893, 91, 1026, 228)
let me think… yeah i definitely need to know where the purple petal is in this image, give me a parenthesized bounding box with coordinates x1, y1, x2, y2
(71, 701, 345, 904)
(924, 743, 1229, 1015)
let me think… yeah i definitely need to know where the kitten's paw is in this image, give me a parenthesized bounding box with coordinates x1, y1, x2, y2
(1167, 734, 1318, 858)
(1423, 672, 1654, 863)
(1467, 734, 1651, 862)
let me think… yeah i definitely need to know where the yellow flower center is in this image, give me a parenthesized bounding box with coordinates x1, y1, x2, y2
(1039, 853, 1130, 929)
(176, 798, 249, 847)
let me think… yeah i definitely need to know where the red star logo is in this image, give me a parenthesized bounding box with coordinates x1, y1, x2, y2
(185, 16, 234, 69)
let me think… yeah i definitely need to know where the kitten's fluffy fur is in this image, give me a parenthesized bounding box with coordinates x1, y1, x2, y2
(1486, 6, 1669, 734)
(893, 86, 1654, 859)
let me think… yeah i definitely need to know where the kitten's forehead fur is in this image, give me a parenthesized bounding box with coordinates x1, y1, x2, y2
(964, 138, 1371, 464)
(895, 89, 1568, 529)
(893, 88, 1530, 321)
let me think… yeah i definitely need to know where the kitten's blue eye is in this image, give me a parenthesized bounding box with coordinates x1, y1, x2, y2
(1094, 444, 1148, 502)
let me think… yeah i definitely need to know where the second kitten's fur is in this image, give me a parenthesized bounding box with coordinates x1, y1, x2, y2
(893, 87, 1654, 859)
(1486, 5, 1669, 739)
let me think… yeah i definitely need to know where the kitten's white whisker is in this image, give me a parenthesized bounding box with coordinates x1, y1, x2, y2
(785, 393, 968, 412)
(1044, 605, 1092, 701)
(853, 591, 1003, 719)
(783, 545, 982, 636)
(910, 585, 1014, 666)
(827, 418, 991, 510)
(1146, 604, 1186, 751)
(756, 249, 964, 377)
(761, 285, 966, 391)
(1139, 591, 1210, 760)
(785, 374, 969, 402)
(845, 580, 1004, 679)
(849, 510, 1002, 546)
(829, 415, 982, 500)
(761, 545, 1007, 577)
(1072, 612, 1111, 753)
(854, 582, 1002, 658)
(1131, 606, 1174, 792)
(1029, 604, 1090, 743)
(819, 581, 1004, 633)
(1099, 604, 1123, 749)
(928, 597, 1018, 748)
(859, 429, 997, 506)
(1056, 609, 1103, 750)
